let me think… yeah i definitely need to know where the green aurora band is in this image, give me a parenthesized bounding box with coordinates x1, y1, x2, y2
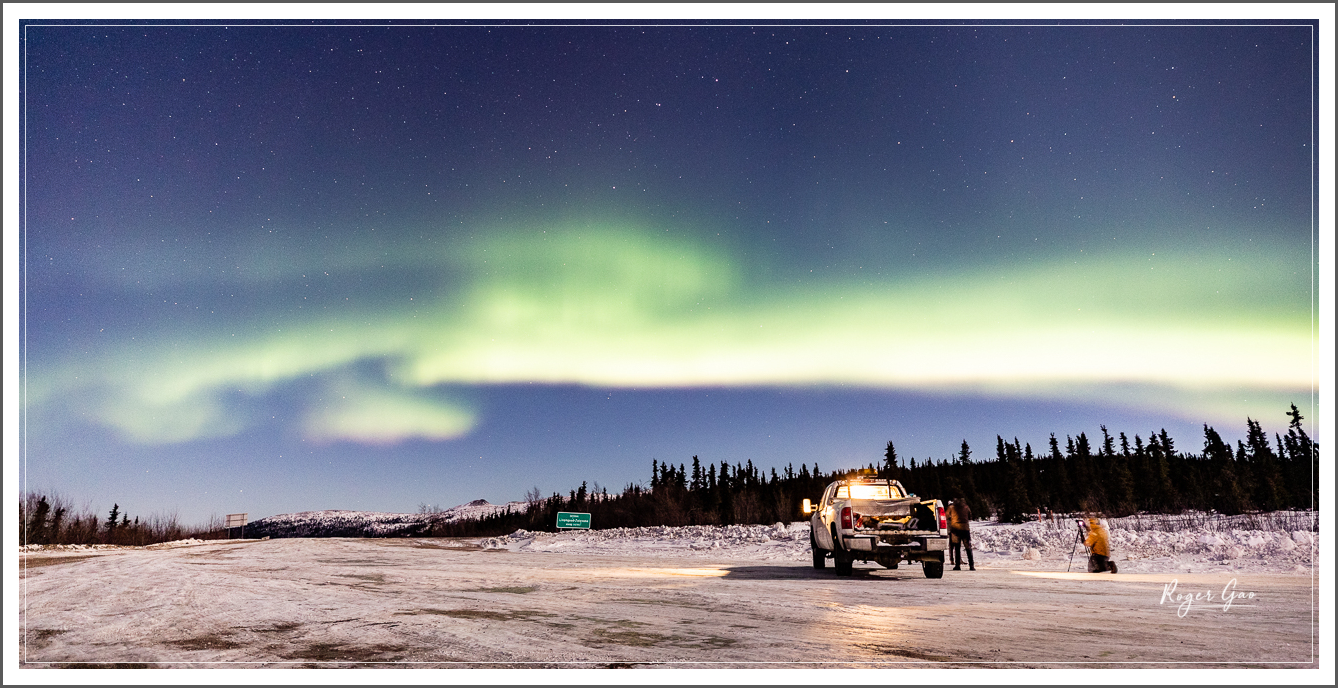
(29, 224, 1314, 445)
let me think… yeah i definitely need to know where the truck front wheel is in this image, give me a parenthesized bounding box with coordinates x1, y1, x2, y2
(810, 530, 826, 569)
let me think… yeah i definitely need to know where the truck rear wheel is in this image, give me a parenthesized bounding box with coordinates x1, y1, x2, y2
(810, 530, 826, 569)
(832, 525, 853, 576)
(923, 552, 945, 579)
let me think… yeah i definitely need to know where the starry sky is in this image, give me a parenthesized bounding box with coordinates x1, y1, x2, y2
(17, 18, 1321, 524)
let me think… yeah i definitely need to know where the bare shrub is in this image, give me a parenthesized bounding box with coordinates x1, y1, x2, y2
(1112, 510, 1317, 534)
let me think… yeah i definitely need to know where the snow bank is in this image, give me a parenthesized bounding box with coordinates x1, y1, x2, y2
(145, 538, 207, 549)
(476, 513, 1318, 575)
(966, 519, 1319, 574)
(22, 538, 214, 554)
(481, 521, 811, 560)
(19, 543, 133, 553)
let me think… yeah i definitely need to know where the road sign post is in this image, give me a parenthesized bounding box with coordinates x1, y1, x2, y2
(555, 512, 591, 530)
(225, 513, 248, 540)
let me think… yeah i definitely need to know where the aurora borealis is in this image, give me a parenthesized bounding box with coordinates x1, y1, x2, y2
(14, 15, 1323, 524)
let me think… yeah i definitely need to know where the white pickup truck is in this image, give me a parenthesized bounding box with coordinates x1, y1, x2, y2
(804, 477, 949, 578)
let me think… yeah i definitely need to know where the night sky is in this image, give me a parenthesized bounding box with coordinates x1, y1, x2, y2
(18, 17, 1320, 525)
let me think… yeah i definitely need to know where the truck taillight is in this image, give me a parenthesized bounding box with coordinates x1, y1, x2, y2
(938, 504, 947, 531)
(840, 506, 852, 529)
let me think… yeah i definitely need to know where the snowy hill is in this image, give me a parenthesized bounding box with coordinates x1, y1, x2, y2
(244, 499, 530, 539)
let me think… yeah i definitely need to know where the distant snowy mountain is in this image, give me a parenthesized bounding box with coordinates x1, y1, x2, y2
(244, 499, 531, 539)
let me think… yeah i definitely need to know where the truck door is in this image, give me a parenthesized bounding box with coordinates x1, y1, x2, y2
(813, 484, 837, 550)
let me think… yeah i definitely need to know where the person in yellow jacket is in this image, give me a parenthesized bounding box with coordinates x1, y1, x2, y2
(1083, 517, 1117, 573)
(945, 498, 974, 571)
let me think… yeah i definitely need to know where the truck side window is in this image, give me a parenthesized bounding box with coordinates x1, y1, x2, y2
(835, 486, 849, 499)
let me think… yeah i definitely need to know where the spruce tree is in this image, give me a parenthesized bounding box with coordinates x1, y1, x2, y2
(718, 462, 735, 524)
(883, 441, 900, 478)
(1075, 433, 1092, 459)
(1244, 418, 1285, 510)
(1204, 425, 1249, 514)
(1108, 454, 1136, 515)
(1157, 429, 1176, 460)
(1283, 403, 1316, 508)
(1072, 433, 1098, 510)
(49, 507, 66, 545)
(1146, 432, 1176, 512)
(104, 504, 121, 544)
(28, 497, 51, 545)
(998, 454, 1034, 523)
(1048, 452, 1072, 513)
(1044, 434, 1070, 511)
(1132, 434, 1148, 509)
(706, 463, 719, 517)
(923, 458, 945, 502)
(1023, 443, 1044, 509)
(951, 442, 983, 516)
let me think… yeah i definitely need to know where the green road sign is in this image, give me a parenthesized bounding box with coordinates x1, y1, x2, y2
(556, 512, 591, 529)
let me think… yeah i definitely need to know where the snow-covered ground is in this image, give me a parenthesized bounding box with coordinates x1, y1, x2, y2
(476, 513, 1318, 575)
(16, 510, 1322, 669)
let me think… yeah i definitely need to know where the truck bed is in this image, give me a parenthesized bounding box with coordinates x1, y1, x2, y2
(843, 496, 916, 518)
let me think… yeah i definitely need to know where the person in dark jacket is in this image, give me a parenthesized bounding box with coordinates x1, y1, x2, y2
(946, 498, 974, 571)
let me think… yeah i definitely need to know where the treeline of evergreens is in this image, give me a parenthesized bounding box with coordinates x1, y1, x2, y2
(20, 405, 1320, 543)
(890, 404, 1318, 523)
(18, 493, 226, 547)
(433, 404, 1320, 536)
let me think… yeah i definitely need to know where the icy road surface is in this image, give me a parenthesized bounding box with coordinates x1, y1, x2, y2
(18, 523, 1318, 668)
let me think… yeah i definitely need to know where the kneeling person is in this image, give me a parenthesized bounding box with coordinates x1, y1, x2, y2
(1084, 517, 1117, 573)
